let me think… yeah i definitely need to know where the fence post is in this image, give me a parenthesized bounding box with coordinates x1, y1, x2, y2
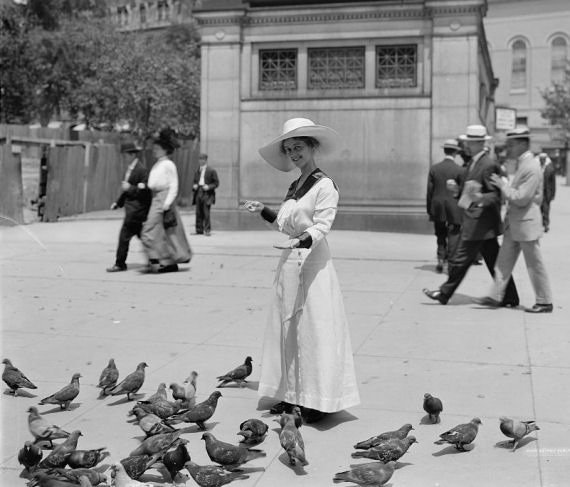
(82, 142, 91, 213)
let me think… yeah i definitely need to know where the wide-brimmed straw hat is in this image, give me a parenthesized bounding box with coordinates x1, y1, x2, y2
(258, 118, 340, 172)
(506, 127, 531, 139)
(458, 124, 492, 141)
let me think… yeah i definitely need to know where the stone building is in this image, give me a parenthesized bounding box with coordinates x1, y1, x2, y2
(194, 0, 495, 232)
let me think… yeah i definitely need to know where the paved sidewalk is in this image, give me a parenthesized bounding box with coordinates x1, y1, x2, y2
(1, 184, 569, 487)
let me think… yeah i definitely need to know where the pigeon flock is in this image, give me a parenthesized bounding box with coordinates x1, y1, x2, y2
(3, 356, 541, 487)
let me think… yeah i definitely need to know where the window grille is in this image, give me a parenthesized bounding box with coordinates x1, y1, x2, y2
(140, 4, 146, 23)
(551, 37, 568, 84)
(308, 47, 365, 89)
(375, 45, 417, 88)
(259, 49, 298, 91)
(511, 40, 527, 90)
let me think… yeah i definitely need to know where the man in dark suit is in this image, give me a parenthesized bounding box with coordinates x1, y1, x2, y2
(538, 152, 556, 232)
(107, 142, 151, 272)
(426, 139, 465, 273)
(423, 125, 519, 306)
(192, 153, 219, 236)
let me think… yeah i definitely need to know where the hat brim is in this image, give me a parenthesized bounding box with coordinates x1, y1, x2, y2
(458, 134, 492, 141)
(258, 125, 340, 172)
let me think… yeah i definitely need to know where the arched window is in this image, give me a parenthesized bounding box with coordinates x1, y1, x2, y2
(511, 39, 527, 90)
(551, 36, 568, 84)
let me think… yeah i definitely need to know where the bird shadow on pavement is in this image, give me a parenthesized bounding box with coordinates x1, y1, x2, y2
(217, 381, 259, 392)
(495, 437, 537, 450)
(419, 414, 439, 425)
(4, 389, 37, 398)
(106, 394, 145, 406)
(432, 444, 474, 456)
(177, 425, 204, 434)
(277, 453, 308, 475)
(40, 403, 81, 414)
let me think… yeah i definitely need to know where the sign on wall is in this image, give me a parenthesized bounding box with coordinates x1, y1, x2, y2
(495, 107, 517, 131)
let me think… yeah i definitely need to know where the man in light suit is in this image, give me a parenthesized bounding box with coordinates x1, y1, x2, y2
(426, 139, 465, 272)
(423, 125, 519, 306)
(478, 128, 553, 313)
(192, 153, 219, 236)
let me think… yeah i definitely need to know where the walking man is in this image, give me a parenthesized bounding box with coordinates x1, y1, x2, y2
(426, 139, 465, 272)
(192, 153, 219, 236)
(538, 152, 556, 232)
(423, 125, 519, 306)
(107, 142, 151, 272)
(478, 128, 553, 313)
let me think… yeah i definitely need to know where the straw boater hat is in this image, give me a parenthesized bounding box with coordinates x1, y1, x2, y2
(505, 127, 530, 139)
(458, 124, 492, 141)
(258, 118, 340, 172)
(442, 138, 460, 151)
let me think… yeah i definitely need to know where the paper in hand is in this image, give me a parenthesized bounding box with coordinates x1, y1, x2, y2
(458, 180, 482, 209)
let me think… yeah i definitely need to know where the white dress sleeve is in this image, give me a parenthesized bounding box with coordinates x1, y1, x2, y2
(304, 178, 338, 245)
(163, 159, 179, 210)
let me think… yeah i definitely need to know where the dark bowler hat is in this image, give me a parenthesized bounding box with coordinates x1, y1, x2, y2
(506, 127, 531, 139)
(120, 142, 142, 153)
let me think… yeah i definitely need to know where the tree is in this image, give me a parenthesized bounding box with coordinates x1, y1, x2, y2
(541, 62, 570, 143)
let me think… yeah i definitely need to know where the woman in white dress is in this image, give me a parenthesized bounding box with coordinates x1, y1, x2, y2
(244, 118, 360, 423)
(140, 129, 191, 273)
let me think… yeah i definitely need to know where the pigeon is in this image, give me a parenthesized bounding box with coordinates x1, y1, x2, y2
(423, 393, 443, 424)
(170, 382, 195, 407)
(237, 418, 269, 445)
(163, 443, 191, 481)
(499, 417, 540, 451)
(354, 423, 414, 450)
(28, 470, 86, 487)
(136, 397, 184, 420)
(129, 406, 176, 436)
(278, 413, 308, 467)
(351, 436, 417, 462)
(37, 468, 108, 485)
(39, 430, 83, 468)
(97, 358, 119, 395)
(111, 462, 156, 487)
(435, 418, 482, 451)
(333, 460, 397, 486)
(120, 452, 162, 480)
(129, 430, 182, 457)
(216, 356, 252, 388)
(166, 391, 222, 430)
(65, 448, 109, 468)
(184, 460, 250, 487)
(109, 362, 148, 401)
(78, 476, 93, 487)
(27, 406, 71, 447)
(39, 373, 81, 410)
(202, 432, 266, 470)
(2, 358, 37, 395)
(276, 406, 303, 429)
(146, 383, 167, 403)
(18, 441, 43, 471)
(184, 371, 198, 408)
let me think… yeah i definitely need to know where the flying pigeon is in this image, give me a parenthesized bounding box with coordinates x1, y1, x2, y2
(276, 406, 303, 429)
(423, 393, 443, 424)
(18, 441, 42, 471)
(36, 467, 108, 485)
(184, 371, 198, 408)
(145, 383, 167, 403)
(163, 443, 191, 481)
(499, 417, 540, 451)
(111, 462, 156, 487)
(237, 418, 269, 445)
(135, 397, 184, 420)
(278, 412, 308, 467)
(129, 430, 182, 457)
(39, 373, 81, 410)
(119, 452, 163, 480)
(129, 406, 176, 436)
(39, 430, 82, 468)
(435, 418, 482, 451)
(333, 460, 397, 486)
(184, 460, 250, 487)
(165, 391, 222, 430)
(97, 358, 119, 395)
(351, 436, 417, 462)
(353, 423, 414, 450)
(2, 358, 37, 395)
(202, 431, 266, 470)
(27, 406, 70, 447)
(216, 356, 252, 388)
(109, 362, 148, 401)
(66, 448, 110, 468)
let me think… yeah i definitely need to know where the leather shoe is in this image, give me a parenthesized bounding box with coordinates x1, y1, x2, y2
(525, 303, 553, 313)
(473, 296, 501, 308)
(269, 401, 294, 414)
(157, 264, 178, 273)
(106, 264, 126, 272)
(423, 288, 448, 304)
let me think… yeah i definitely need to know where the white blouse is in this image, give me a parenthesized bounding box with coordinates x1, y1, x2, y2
(148, 157, 178, 210)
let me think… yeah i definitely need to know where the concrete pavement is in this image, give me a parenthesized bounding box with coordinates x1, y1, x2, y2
(1, 183, 569, 487)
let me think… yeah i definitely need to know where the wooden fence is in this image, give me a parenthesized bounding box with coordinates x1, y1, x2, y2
(0, 145, 24, 225)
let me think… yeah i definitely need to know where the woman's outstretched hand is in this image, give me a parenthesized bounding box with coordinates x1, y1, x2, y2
(241, 200, 264, 213)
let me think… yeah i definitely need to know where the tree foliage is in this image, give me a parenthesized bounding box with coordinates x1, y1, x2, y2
(0, 2, 201, 138)
(541, 62, 570, 141)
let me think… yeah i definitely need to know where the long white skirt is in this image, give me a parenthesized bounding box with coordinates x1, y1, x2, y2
(258, 239, 360, 413)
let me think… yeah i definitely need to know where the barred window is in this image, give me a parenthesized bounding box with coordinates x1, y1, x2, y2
(308, 47, 365, 90)
(376, 45, 417, 88)
(139, 4, 146, 24)
(511, 40, 527, 90)
(259, 49, 297, 91)
(551, 37, 568, 84)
